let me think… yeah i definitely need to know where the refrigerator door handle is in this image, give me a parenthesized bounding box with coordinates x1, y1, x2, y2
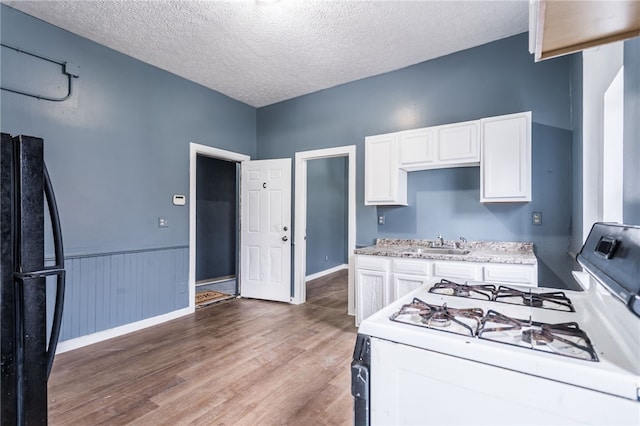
(14, 267, 65, 279)
(43, 163, 65, 378)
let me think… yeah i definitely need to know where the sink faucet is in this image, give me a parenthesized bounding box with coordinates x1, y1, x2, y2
(436, 234, 444, 247)
(459, 236, 468, 250)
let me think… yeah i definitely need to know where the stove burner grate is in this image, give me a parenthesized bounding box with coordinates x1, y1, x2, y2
(478, 310, 598, 361)
(429, 279, 495, 300)
(428, 279, 576, 312)
(494, 286, 575, 312)
(390, 298, 484, 337)
(389, 303, 598, 362)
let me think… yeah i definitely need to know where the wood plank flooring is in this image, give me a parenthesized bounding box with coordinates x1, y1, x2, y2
(48, 269, 357, 425)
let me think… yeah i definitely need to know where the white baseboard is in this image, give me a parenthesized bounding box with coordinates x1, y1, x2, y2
(305, 264, 348, 282)
(55, 306, 194, 354)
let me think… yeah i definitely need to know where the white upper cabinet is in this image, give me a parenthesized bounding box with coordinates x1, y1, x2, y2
(398, 121, 479, 171)
(480, 112, 532, 203)
(365, 133, 407, 205)
(398, 128, 437, 169)
(365, 112, 531, 206)
(436, 120, 480, 164)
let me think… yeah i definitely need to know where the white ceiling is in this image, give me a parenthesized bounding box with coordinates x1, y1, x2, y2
(4, 0, 529, 107)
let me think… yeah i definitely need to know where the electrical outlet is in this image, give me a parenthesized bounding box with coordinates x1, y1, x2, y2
(532, 212, 542, 226)
(158, 217, 169, 228)
(378, 215, 385, 225)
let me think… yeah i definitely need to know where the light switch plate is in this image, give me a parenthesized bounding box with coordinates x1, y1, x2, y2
(172, 194, 186, 206)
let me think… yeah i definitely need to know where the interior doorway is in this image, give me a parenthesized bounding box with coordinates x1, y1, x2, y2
(293, 146, 356, 315)
(305, 157, 348, 277)
(194, 155, 238, 306)
(189, 143, 249, 310)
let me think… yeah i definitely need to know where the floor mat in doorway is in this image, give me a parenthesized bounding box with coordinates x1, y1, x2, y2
(195, 290, 233, 306)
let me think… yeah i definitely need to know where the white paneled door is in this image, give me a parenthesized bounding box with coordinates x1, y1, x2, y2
(240, 159, 291, 302)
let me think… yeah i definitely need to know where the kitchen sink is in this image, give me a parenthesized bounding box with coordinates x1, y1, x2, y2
(404, 247, 470, 255)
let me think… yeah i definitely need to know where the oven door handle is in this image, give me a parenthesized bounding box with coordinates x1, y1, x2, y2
(352, 334, 371, 426)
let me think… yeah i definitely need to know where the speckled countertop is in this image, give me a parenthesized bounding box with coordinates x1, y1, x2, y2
(354, 238, 537, 265)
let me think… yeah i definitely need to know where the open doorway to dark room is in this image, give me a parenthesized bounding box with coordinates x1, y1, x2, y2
(195, 154, 238, 306)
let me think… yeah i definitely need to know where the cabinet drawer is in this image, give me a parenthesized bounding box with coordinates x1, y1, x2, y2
(356, 255, 390, 271)
(392, 258, 432, 275)
(484, 264, 537, 286)
(434, 262, 481, 281)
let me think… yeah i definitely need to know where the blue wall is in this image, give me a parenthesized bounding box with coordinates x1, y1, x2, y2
(258, 33, 577, 288)
(570, 54, 584, 257)
(624, 37, 640, 224)
(1, 5, 256, 256)
(306, 157, 348, 275)
(1, 5, 256, 341)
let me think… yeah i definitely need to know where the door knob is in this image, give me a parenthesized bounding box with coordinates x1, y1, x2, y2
(282, 236, 288, 242)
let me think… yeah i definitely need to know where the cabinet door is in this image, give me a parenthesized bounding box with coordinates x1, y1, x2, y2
(365, 133, 407, 205)
(437, 121, 479, 163)
(356, 269, 389, 325)
(480, 112, 531, 202)
(393, 273, 430, 301)
(398, 128, 437, 170)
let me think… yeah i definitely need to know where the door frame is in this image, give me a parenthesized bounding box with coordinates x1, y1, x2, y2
(293, 145, 356, 315)
(189, 143, 249, 310)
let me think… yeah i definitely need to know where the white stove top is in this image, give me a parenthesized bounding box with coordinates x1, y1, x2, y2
(358, 276, 640, 402)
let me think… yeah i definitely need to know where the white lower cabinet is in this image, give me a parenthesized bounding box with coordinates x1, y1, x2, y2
(392, 258, 433, 300)
(356, 254, 538, 324)
(355, 256, 391, 325)
(393, 274, 430, 301)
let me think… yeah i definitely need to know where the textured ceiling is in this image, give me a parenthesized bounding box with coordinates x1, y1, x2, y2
(4, 0, 529, 107)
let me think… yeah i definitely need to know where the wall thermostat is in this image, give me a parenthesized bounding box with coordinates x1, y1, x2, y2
(172, 194, 186, 206)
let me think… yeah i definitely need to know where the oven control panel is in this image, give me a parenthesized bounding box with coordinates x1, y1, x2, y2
(578, 222, 640, 318)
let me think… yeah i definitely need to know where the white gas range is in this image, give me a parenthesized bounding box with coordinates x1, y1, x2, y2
(352, 223, 640, 425)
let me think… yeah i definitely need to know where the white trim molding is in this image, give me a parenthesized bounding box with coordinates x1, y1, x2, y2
(305, 264, 348, 282)
(293, 145, 356, 315)
(56, 307, 193, 354)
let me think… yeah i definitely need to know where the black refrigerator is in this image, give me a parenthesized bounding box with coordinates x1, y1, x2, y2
(1, 133, 66, 425)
